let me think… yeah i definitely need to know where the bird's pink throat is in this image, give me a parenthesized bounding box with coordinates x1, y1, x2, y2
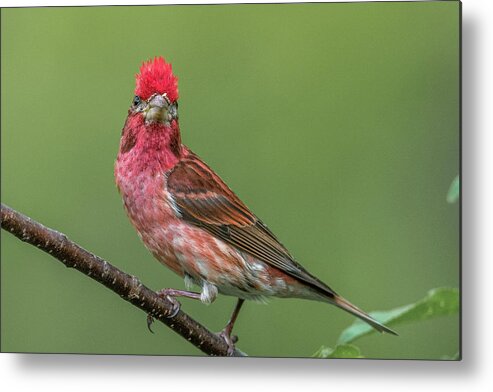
(118, 114, 182, 174)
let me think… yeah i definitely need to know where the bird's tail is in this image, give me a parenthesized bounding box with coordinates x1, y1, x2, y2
(332, 295, 398, 336)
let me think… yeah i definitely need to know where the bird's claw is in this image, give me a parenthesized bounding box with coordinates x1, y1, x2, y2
(147, 314, 155, 333)
(164, 295, 181, 318)
(146, 291, 183, 333)
(216, 329, 239, 356)
(155, 289, 182, 318)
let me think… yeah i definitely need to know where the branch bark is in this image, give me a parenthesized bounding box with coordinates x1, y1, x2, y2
(1, 203, 246, 357)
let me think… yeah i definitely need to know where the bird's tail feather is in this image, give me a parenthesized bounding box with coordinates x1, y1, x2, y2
(332, 295, 398, 336)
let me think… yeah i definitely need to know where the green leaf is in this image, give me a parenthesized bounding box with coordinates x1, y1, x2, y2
(338, 287, 459, 344)
(313, 344, 364, 358)
(447, 175, 460, 203)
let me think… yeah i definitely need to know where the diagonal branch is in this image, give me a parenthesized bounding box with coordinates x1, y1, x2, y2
(1, 203, 246, 357)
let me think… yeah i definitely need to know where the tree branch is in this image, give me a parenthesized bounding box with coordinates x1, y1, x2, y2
(1, 203, 246, 357)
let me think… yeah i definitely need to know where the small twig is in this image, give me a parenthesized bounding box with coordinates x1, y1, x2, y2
(1, 203, 247, 357)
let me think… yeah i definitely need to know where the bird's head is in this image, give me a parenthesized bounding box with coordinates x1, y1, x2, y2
(130, 56, 179, 125)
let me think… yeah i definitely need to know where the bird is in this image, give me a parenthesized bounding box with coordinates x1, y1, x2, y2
(114, 56, 397, 355)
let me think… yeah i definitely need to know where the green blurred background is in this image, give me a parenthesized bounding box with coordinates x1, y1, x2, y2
(1, 2, 459, 359)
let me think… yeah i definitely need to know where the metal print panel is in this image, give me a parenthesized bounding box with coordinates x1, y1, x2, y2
(1, 1, 460, 359)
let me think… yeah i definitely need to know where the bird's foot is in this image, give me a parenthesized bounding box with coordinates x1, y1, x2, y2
(216, 328, 239, 356)
(214, 298, 245, 355)
(156, 288, 186, 318)
(146, 288, 201, 333)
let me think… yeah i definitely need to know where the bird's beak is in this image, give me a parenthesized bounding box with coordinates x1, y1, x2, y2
(144, 94, 170, 124)
(142, 93, 178, 124)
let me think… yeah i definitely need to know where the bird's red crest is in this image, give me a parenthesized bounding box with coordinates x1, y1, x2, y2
(135, 57, 179, 102)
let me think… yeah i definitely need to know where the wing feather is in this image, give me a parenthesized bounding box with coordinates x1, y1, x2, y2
(166, 150, 336, 297)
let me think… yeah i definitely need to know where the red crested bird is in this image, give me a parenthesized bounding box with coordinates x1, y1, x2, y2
(115, 57, 397, 355)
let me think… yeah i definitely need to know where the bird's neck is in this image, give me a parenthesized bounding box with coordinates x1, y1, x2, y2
(117, 114, 183, 176)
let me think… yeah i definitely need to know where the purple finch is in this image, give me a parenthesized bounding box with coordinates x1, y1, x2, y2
(115, 57, 396, 355)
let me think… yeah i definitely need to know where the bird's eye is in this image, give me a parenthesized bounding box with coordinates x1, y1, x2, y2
(132, 96, 141, 106)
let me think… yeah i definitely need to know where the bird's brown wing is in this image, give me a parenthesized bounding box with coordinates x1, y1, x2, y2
(166, 151, 336, 297)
